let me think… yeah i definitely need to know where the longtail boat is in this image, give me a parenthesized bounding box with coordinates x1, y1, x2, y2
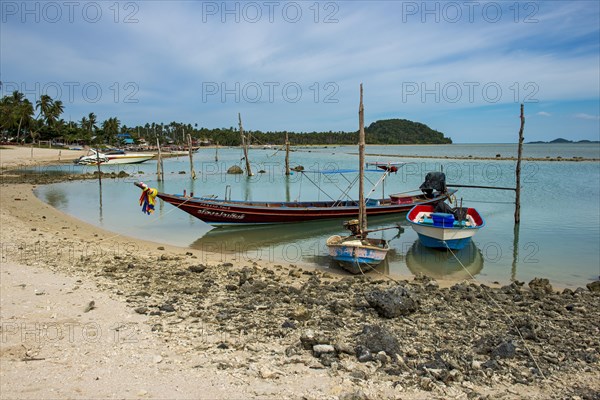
(134, 179, 453, 225)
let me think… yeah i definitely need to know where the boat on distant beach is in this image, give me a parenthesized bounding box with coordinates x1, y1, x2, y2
(407, 203, 485, 250)
(76, 149, 154, 165)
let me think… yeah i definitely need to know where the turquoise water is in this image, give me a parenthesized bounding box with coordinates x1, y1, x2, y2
(34, 144, 600, 288)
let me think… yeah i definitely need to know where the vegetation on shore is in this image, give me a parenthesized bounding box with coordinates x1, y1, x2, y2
(1, 91, 452, 146)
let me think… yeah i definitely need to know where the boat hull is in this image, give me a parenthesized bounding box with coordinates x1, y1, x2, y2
(407, 205, 485, 250)
(77, 151, 154, 165)
(99, 155, 154, 165)
(326, 235, 389, 274)
(157, 191, 452, 225)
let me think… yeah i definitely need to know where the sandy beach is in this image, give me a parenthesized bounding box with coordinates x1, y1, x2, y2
(1, 146, 599, 399)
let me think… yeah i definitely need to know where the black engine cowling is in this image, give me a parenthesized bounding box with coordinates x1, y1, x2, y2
(420, 172, 447, 196)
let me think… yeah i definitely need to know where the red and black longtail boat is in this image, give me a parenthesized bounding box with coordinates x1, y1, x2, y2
(135, 167, 453, 226)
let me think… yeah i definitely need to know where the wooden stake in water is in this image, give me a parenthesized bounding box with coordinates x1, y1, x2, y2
(215, 141, 219, 162)
(156, 138, 163, 182)
(96, 148, 102, 186)
(514, 104, 525, 224)
(239, 113, 253, 176)
(358, 84, 367, 235)
(285, 132, 290, 176)
(187, 134, 196, 180)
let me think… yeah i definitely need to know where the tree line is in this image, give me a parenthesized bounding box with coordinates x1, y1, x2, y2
(0, 91, 452, 146)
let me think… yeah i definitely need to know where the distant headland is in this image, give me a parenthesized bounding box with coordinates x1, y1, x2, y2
(528, 138, 599, 144)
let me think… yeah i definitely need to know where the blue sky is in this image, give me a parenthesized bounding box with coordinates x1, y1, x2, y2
(1, 1, 599, 142)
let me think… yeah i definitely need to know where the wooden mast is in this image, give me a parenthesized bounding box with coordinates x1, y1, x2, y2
(285, 132, 290, 175)
(358, 84, 367, 235)
(187, 134, 196, 180)
(514, 103, 524, 224)
(239, 113, 253, 176)
(156, 138, 163, 182)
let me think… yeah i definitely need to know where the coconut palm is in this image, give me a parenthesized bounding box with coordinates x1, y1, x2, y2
(35, 94, 53, 124)
(15, 99, 34, 143)
(49, 100, 64, 125)
(101, 117, 120, 145)
(88, 112, 97, 133)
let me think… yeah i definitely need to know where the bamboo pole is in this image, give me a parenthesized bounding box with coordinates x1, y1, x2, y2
(156, 138, 163, 182)
(187, 134, 196, 179)
(358, 84, 367, 234)
(285, 132, 290, 176)
(239, 113, 253, 176)
(514, 104, 525, 224)
(96, 148, 102, 186)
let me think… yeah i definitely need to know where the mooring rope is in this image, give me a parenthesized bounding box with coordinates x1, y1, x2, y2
(443, 241, 547, 380)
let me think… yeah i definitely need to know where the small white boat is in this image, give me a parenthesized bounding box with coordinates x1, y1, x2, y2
(407, 204, 485, 250)
(76, 149, 154, 165)
(327, 234, 389, 274)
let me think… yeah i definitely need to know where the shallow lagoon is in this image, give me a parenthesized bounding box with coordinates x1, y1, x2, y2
(35, 144, 600, 287)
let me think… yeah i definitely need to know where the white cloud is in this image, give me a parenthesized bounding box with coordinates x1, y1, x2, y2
(574, 113, 600, 121)
(2, 0, 598, 140)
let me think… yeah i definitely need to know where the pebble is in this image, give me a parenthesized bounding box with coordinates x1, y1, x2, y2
(312, 344, 335, 356)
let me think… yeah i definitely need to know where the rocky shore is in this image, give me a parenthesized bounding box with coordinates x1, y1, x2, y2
(58, 253, 600, 399)
(1, 150, 599, 399)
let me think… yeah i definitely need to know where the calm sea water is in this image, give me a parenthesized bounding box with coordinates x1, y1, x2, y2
(34, 144, 600, 288)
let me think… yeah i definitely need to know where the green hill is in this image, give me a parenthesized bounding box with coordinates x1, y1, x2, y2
(365, 119, 452, 144)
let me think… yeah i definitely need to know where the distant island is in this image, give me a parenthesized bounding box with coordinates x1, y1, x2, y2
(239, 119, 452, 146)
(528, 138, 599, 144)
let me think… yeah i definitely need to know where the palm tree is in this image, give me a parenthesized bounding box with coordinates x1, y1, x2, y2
(88, 112, 97, 133)
(35, 94, 53, 124)
(49, 100, 64, 125)
(15, 99, 34, 143)
(101, 117, 120, 145)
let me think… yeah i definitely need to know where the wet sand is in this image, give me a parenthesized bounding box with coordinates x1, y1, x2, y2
(1, 148, 599, 399)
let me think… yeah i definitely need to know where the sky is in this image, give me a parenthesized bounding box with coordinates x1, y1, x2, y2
(1, 0, 599, 143)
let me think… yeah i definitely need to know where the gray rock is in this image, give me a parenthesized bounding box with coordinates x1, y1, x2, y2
(159, 303, 176, 312)
(492, 341, 516, 359)
(319, 352, 338, 367)
(188, 265, 207, 273)
(335, 343, 355, 355)
(300, 330, 317, 350)
(355, 345, 373, 363)
(364, 286, 418, 318)
(586, 280, 600, 292)
(529, 277, 553, 295)
(227, 165, 243, 174)
(355, 325, 400, 360)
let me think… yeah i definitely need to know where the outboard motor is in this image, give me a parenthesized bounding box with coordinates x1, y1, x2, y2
(420, 172, 447, 197)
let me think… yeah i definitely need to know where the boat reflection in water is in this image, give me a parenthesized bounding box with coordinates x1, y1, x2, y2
(188, 215, 401, 275)
(405, 240, 483, 280)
